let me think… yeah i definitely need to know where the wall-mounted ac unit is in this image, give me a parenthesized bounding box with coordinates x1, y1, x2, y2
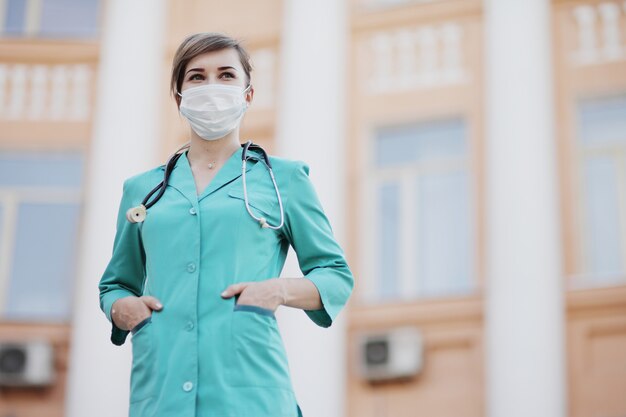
(0, 341, 55, 387)
(357, 326, 423, 382)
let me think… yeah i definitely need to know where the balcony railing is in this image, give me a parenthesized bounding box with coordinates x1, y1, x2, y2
(0, 39, 98, 144)
(0, 63, 92, 122)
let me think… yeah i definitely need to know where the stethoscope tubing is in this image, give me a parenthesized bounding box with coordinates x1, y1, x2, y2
(126, 140, 284, 230)
(241, 141, 284, 230)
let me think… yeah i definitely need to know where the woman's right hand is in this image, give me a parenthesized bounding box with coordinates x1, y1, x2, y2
(111, 295, 163, 331)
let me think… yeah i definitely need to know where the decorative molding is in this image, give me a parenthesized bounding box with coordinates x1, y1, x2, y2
(364, 23, 468, 94)
(571, 1, 626, 66)
(0, 63, 93, 122)
(358, 0, 445, 12)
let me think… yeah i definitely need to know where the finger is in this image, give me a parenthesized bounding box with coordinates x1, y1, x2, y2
(221, 283, 248, 298)
(140, 295, 163, 311)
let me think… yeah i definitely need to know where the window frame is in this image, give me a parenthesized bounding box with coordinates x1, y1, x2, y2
(571, 93, 626, 287)
(0, 153, 83, 322)
(357, 116, 476, 304)
(0, 0, 101, 39)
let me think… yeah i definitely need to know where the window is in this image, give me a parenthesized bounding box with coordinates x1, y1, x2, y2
(1, 0, 100, 38)
(361, 118, 475, 302)
(576, 94, 626, 285)
(0, 151, 84, 322)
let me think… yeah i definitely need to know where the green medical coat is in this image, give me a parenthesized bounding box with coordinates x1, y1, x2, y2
(98, 145, 354, 417)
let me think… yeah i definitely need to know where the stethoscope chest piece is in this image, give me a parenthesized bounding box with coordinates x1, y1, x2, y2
(125, 141, 284, 229)
(126, 204, 147, 223)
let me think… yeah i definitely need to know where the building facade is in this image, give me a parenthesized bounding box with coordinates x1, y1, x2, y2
(0, 0, 624, 416)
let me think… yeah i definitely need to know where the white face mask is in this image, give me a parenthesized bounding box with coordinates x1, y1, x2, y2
(178, 84, 250, 141)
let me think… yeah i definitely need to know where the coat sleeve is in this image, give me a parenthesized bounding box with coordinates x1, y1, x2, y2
(98, 178, 147, 346)
(280, 162, 354, 328)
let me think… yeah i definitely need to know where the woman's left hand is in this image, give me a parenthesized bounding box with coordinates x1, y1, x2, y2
(221, 278, 286, 312)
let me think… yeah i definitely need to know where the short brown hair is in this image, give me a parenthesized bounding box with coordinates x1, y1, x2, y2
(170, 32, 253, 108)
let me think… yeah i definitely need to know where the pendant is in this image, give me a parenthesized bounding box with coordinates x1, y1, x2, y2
(208, 162, 215, 169)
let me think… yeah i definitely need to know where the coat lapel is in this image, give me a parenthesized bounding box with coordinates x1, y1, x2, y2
(198, 146, 260, 202)
(161, 150, 196, 206)
(163, 146, 261, 205)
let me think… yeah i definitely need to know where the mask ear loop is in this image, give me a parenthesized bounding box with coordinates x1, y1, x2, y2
(243, 84, 252, 108)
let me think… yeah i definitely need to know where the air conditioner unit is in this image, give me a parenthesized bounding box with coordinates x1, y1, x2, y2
(0, 341, 55, 387)
(357, 326, 423, 382)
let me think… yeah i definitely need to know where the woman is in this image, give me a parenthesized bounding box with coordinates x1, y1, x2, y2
(98, 32, 354, 417)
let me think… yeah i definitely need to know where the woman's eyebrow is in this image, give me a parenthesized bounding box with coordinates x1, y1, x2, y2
(185, 68, 204, 75)
(185, 66, 238, 76)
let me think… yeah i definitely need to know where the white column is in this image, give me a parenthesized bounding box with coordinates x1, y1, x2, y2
(65, 1, 166, 416)
(485, 1, 566, 417)
(275, 1, 348, 417)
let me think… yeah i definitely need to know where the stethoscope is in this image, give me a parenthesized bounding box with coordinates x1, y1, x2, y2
(125, 140, 284, 230)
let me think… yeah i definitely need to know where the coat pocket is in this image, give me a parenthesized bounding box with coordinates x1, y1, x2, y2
(130, 316, 156, 404)
(226, 187, 283, 244)
(228, 304, 293, 390)
(227, 187, 280, 224)
(233, 303, 276, 317)
(130, 315, 152, 335)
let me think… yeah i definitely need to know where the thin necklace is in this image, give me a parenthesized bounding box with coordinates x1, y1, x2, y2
(189, 145, 238, 170)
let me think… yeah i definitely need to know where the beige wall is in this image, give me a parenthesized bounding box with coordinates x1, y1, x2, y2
(553, 1, 626, 415)
(346, 1, 485, 415)
(345, 0, 626, 416)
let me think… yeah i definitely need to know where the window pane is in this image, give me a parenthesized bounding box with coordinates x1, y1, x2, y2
(39, 0, 100, 38)
(376, 118, 466, 167)
(3, 0, 27, 35)
(583, 156, 623, 277)
(5, 202, 81, 321)
(371, 117, 473, 302)
(579, 95, 626, 146)
(0, 151, 84, 187)
(417, 171, 473, 296)
(577, 94, 626, 284)
(378, 182, 400, 300)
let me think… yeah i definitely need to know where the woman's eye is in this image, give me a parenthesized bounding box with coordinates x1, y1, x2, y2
(220, 72, 235, 79)
(189, 74, 204, 81)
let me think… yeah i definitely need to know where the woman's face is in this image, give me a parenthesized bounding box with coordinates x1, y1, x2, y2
(179, 48, 253, 104)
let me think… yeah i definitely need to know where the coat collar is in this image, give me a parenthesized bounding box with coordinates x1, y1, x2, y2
(162, 146, 261, 205)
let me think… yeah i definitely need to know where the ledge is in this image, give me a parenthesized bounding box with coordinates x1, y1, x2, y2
(347, 293, 483, 328)
(0, 38, 99, 62)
